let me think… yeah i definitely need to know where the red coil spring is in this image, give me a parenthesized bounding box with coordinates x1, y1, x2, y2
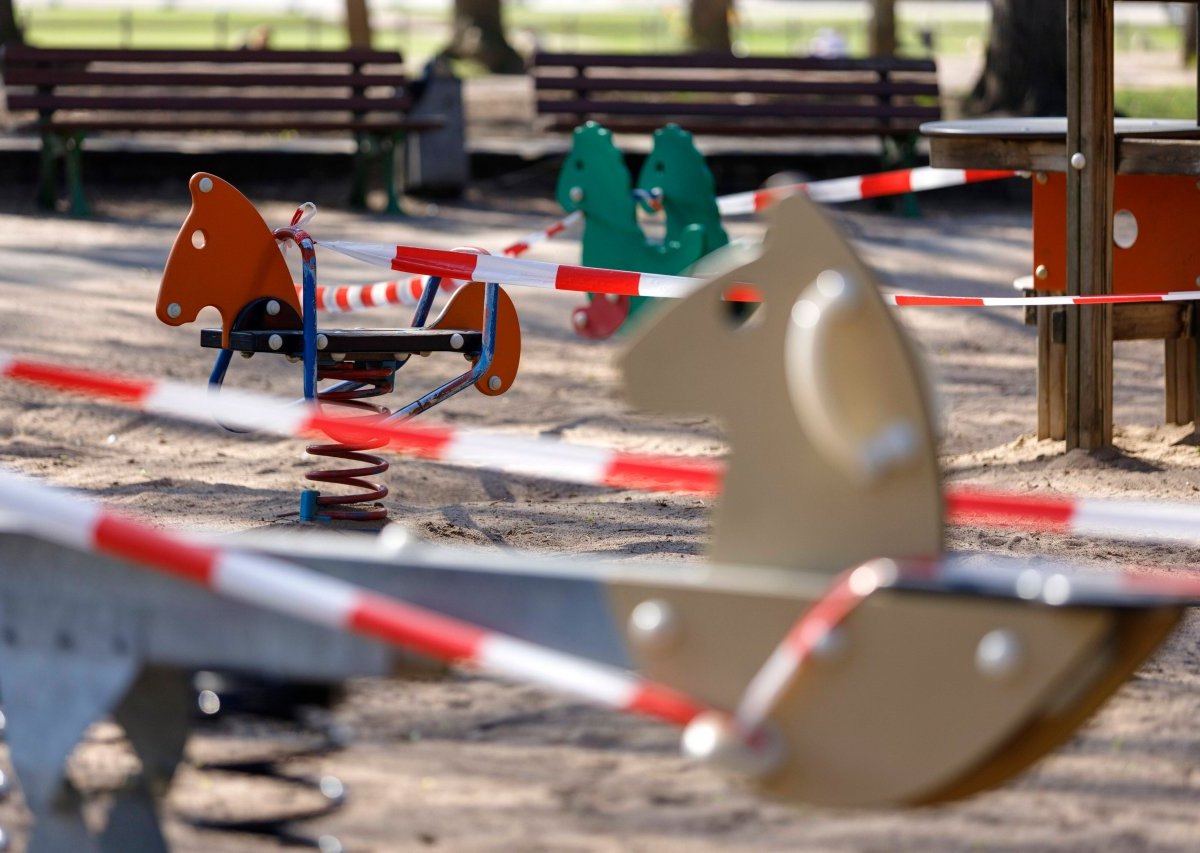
(305, 361, 395, 521)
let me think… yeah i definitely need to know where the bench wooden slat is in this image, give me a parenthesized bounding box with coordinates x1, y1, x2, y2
(10, 94, 413, 113)
(532, 50, 937, 74)
(545, 118, 930, 136)
(4, 69, 410, 88)
(1, 45, 402, 65)
(30, 118, 444, 133)
(537, 99, 941, 121)
(535, 76, 940, 98)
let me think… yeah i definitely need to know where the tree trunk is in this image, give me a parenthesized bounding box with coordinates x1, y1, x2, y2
(0, 0, 24, 46)
(1182, 5, 1197, 68)
(443, 0, 525, 75)
(965, 0, 1067, 116)
(689, 0, 733, 53)
(345, 0, 372, 48)
(869, 0, 896, 57)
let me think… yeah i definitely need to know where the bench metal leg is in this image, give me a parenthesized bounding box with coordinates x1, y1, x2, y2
(882, 134, 922, 219)
(37, 133, 61, 211)
(35, 132, 91, 216)
(350, 132, 372, 211)
(64, 132, 91, 218)
(351, 133, 407, 215)
(383, 131, 406, 216)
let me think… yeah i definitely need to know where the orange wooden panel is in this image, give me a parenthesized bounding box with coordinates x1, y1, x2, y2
(157, 172, 303, 348)
(430, 281, 522, 396)
(1032, 172, 1200, 295)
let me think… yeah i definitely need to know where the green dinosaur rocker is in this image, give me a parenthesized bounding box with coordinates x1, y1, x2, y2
(555, 122, 707, 338)
(636, 123, 729, 260)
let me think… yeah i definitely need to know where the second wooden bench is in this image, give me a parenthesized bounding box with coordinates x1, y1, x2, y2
(531, 51, 942, 161)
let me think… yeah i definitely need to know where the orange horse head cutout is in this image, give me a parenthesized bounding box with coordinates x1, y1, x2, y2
(157, 173, 303, 348)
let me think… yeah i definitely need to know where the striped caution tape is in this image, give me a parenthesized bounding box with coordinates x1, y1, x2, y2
(0, 355, 722, 495)
(0, 466, 706, 727)
(733, 563, 875, 733)
(8, 354, 1200, 548)
(716, 167, 1018, 216)
(306, 167, 1016, 315)
(320, 240, 1200, 310)
(303, 212, 584, 315)
(890, 291, 1200, 307)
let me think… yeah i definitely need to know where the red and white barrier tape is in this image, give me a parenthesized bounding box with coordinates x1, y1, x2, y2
(323, 240, 746, 300)
(943, 488, 1200, 543)
(716, 167, 1018, 216)
(500, 210, 582, 257)
(0, 466, 705, 727)
(308, 276, 455, 313)
(0, 356, 722, 495)
(734, 563, 880, 732)
(8, 354, 1200, 549)
(305, 212, 584, 315)
(306, 168, 1015, 315)
(891, 291, 1200, 307)
(322, 240, 1200, 310)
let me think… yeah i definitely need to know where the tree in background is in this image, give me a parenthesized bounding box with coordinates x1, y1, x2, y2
(443, 0, 524, 74)
(965, 0, 1066, 116)
(689, 0, 734, 52)
(346, 0, 372, 48)
(869, 0, 895, 56)
(1, 0, 23, 46)
(1182, 5, 1196, 67)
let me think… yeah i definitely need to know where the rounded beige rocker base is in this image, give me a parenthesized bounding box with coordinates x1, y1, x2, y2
(616, 193, 1183, 807)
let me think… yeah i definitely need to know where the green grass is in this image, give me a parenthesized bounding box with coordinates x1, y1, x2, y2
(1116, 86, 1197, 119)
(12, 7, 1005, 58)
(17, 6, 1188, 67)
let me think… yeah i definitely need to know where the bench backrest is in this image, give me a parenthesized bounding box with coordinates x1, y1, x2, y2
(1, 46, 414, 129)
(532, 51, 941, 137)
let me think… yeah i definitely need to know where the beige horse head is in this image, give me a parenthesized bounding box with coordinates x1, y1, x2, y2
(619, 194, 943, 573)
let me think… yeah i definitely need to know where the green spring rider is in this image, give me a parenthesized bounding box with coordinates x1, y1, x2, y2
(557, 122, 727, 338)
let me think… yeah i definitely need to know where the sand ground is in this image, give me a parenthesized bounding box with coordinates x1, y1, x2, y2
(1, 173, 1200, 852)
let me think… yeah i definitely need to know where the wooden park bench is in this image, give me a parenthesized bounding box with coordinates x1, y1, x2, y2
(531, 51, 942, 160)
(0, 45, 444, 215)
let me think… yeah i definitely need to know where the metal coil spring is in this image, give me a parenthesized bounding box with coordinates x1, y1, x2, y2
(305, 361, 394, 522)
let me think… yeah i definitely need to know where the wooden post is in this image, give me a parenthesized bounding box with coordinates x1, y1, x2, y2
(1065, 0, 1114, 449)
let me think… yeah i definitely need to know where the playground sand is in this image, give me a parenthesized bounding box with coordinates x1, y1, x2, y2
(2, 183, 1200, 851)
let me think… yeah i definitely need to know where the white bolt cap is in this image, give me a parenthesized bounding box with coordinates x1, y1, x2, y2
(627, 599, 679, 651)
(976, 629, 1023, 680)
